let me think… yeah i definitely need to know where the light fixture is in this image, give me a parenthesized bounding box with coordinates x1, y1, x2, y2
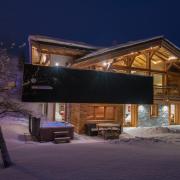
(103, 62, 110, 67)
(103, 62, 107, 66)
(168, 56, 177, 61)
(55, 62, 59, 66)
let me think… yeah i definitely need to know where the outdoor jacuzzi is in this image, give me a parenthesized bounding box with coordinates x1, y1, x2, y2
(39, 121, 74, 142)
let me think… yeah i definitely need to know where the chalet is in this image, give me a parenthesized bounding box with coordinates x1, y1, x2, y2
(28, 35, 180, 134)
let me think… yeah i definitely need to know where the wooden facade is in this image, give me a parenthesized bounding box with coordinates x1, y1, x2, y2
(69, 104, 124, 134)
(29, 35, 180, 134)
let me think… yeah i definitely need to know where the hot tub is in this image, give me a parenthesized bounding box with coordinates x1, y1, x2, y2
(39, 121, 74, 142)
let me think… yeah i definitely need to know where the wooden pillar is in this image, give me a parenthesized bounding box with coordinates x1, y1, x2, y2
(175, 104, 180, 124)
(70, 104, 81, 133)
(115, 105, 124, 125)
(131, 105, 138, 127)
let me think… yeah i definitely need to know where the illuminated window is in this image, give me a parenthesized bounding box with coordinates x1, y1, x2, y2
(153, 74, 163, 86)
(86, 106, 115, 120)
(151, 59, 165, 71)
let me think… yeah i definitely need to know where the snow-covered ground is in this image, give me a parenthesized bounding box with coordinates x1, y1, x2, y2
(1, 117, 180, 180)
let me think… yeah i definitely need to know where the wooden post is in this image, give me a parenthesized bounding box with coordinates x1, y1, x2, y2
(0, 126, 12, 168)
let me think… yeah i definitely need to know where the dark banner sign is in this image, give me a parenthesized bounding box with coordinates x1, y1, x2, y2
(22, 64, 153, 104)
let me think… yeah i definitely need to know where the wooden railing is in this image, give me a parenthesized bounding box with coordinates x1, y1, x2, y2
(154, 85, 180, 100)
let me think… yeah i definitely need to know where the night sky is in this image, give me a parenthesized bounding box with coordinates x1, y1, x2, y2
(0, 0, 180, 48)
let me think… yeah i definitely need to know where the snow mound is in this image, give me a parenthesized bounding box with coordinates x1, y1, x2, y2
(124, 127, 172, 137)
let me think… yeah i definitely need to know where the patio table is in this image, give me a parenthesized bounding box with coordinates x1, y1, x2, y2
(96, 123, 121, 139)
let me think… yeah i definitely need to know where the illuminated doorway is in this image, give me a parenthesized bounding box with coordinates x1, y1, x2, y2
(55, 103, 65, 121)
(124, 104, 132, 126)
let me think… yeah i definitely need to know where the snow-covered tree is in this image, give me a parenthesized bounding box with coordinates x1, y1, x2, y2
(0, 43, 30, 168)
(0, 45, 31, 118)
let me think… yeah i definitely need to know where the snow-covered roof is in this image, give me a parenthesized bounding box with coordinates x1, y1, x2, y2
(76, 36, 180, 62)
(29, 35, 99, 50)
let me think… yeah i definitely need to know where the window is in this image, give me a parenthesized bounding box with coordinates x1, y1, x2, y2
(170, 104, 175, 124)
(86, 105, 115, 120)
(153, 74, 164, 95)
(153, 74, 163, 86)
(150, 104, 158, 117)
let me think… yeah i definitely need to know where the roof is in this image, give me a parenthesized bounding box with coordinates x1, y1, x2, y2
(75, 36, 180, 62)
(28, 35, 99, 51)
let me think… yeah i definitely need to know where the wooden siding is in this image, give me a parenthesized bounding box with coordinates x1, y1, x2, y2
(70, 103, 123, 134)
(175, 104, 180, 124)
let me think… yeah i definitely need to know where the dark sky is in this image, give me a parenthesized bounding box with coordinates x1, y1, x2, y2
(0, 0, 180, 47)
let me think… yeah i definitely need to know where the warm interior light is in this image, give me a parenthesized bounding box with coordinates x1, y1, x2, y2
(131, 71, 136, 74)
(152, 60, 161, 64)
(103, 61, 111, 67)
(103, 62, 107, 66)
(55, 62, 59, 66)
(42, 54, 46, 63)
(162, 105, 168, 112)
(139, 105, 144, 112)
(168, 56, 178, 61)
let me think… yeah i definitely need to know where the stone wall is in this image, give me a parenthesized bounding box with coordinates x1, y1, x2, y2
(138, 104, 169, 127)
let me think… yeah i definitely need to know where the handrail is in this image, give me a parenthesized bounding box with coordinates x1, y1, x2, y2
(154, 85, 180, 98)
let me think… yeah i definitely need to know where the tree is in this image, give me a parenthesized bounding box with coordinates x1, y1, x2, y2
(18, 49, 25, 71)
(0, 45, 31, 168)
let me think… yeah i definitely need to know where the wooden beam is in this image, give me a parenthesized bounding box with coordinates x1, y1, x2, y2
(137, 56, 146, 63)
(166, 62, 174, 71)
(156, 51, 169, 59)
(154, 54, 167, 61)
(172, 63, 180, 70)
(111, 64, 166, 74)
(72, 42, 162, 68)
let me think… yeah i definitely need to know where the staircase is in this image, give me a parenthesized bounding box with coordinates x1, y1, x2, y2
(53, 131, 71, 144)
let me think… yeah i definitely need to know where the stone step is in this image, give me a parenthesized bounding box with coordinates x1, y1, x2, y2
(54, 137, 71, 144)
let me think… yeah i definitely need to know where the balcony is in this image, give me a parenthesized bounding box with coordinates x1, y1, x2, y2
(154, 85, 180, 101)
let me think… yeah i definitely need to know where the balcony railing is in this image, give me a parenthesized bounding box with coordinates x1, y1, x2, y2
(154, 85, 180, 100)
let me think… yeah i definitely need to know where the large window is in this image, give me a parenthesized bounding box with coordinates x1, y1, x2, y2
(153, 74, 163, 86)
(153, 73, 164, 95)
(86, 105, 115, 120)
